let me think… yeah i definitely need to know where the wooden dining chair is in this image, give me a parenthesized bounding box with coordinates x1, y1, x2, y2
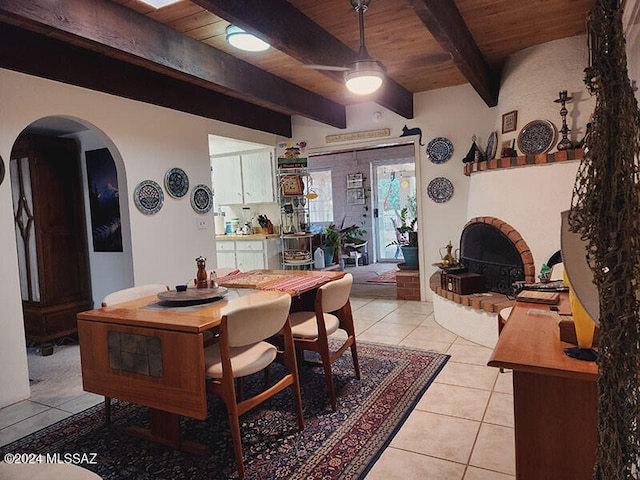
(203, 292, 304, 479)
(100, 284, 169, 424)
(289, 273, 360, 410)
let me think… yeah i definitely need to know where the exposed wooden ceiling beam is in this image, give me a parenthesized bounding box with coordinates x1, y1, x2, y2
(0, 24, 292, 137)
(406, 0, 499, 107)
(0, 0, 347, 130)
(193, 0, 415, 119)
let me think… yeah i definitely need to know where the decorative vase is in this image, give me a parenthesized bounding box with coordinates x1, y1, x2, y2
(563, 270, 597, 361)
(400, 246, 419, 267)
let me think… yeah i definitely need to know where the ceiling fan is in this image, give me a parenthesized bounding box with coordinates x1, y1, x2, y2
(303, 0, 385, 95)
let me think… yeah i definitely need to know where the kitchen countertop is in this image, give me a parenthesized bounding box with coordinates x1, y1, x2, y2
(216, 233, 280, 240)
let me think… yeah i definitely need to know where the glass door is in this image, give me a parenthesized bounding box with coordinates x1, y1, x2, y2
(372, 162, 416, 261)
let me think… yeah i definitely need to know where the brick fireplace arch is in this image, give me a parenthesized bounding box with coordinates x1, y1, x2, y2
(463, 216, 536, 284)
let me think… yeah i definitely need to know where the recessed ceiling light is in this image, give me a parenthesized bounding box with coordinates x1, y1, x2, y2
(138, 0, 182, 8)
(226, 25, 270, 52)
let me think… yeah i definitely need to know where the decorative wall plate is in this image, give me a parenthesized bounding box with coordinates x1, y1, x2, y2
(426, 137, 454, 164)
(0, 157, 4, 186)
(191, 184, 213, 214)
(427, 177, 454, 203)
(164, 167, 189, 198)
(486, 131, 498, 160)
(134, 180, 164, 215)
(517, 120, 558, 155)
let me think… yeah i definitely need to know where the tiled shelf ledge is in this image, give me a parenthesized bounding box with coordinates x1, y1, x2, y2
(463, 148, 584, 176)
(429, 272, 515, 314)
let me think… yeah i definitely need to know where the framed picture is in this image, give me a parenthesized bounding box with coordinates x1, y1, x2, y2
(502, 110, 518, 134)
(280, 174, 304, 196)
(346, 173, 363, 188)
(347, 188, 365, 205)
(85, 148, 123, 252)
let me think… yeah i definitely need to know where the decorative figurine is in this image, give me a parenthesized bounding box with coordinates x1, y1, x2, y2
(554, 90, 574, 150)
(195, 256, 208, 288)
(462, 135, 485, 163)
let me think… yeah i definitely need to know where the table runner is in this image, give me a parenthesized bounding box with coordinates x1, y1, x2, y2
(260, 275, 332, 295)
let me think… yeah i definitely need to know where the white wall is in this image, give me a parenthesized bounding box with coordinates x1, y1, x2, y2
(0, 68, 278, 408)
(468, 35, 596, 270)
(75, 128, 134, 308)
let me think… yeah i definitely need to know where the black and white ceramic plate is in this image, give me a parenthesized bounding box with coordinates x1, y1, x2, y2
(517, 120, 557, 155)
(164, 167, 189, 198)
(191, 184, 213, 214)
(134, 180, 164, 215)
(426, 137, 454, 164)
(427, 177, 454, 203)
(486, 131, 498, 160)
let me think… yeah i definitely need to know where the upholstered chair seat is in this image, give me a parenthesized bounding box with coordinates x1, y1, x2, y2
(289, 311, 340, 338)
(204, 342, 277, 378)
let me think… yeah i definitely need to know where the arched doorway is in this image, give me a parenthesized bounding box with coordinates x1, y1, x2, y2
(9, 115, 133, 407)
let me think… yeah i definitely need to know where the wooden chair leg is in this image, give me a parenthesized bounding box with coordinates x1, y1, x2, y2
(318, 346, 337, 410)
(236, 377, 244, 401)
(350, 342, 361, 380)
(104, 396, 111, 424)
(263, 365, 271, 386)
(226, 402, 245, 479)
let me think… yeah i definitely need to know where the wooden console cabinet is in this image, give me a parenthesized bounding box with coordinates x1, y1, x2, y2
(488, 295, 598, 479)
(11, 134, 93, 344)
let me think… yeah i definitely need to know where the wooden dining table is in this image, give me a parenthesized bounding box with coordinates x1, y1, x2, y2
(76, 269, 345, 455)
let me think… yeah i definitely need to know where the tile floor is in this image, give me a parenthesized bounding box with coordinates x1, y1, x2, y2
(0, 296, 514, 479)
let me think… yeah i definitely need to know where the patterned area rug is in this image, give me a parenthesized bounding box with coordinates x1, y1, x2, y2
(2, 343, 448, 480)
(367, 268, 398, 284)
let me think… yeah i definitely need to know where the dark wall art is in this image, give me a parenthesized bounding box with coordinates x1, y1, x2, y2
(86, 148, 123, 252)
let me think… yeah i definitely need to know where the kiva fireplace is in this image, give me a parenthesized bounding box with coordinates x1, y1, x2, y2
(458, 217, 535, 295)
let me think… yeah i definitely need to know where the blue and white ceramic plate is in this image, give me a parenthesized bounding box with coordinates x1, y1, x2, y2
(165, 167, 189, 198)
(486, 131, 498, 160)
(191, 184, 213, 214)
(426, 137, 454, 164)
(134, 180, 164, 215)
(517, 120, 557, 155)
(427, 177, 454, 203)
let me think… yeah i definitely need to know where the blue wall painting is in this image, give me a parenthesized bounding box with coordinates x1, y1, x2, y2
(86, 148, 123, 252)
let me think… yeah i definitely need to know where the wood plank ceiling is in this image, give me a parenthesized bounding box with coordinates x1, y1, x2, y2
(0, 0, 595, 137)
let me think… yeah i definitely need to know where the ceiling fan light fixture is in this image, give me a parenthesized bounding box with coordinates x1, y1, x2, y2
(226, 25, 270, 52)
(344, 59, 384, 95)
(137, 0, 182, 8)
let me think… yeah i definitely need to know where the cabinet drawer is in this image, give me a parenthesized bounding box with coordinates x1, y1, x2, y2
(235, 240, 264, 252)
(216, 241, 235, 251)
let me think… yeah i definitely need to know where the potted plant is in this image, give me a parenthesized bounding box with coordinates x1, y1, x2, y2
(324, 219, 367, 268)
(390, 207, 418, 267)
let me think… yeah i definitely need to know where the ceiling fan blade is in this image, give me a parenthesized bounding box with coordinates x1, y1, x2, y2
(301, 64, 351, 72)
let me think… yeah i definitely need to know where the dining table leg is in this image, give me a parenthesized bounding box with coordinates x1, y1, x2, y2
(127, 408, 210, 456)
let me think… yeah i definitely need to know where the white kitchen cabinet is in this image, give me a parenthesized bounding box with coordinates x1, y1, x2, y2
(212, 150, 274, 205)
(215, 240, 237, 269)
(212, 155, 243, 205)
(241, 151, 274, 203)
(215, 237, 280, 271)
